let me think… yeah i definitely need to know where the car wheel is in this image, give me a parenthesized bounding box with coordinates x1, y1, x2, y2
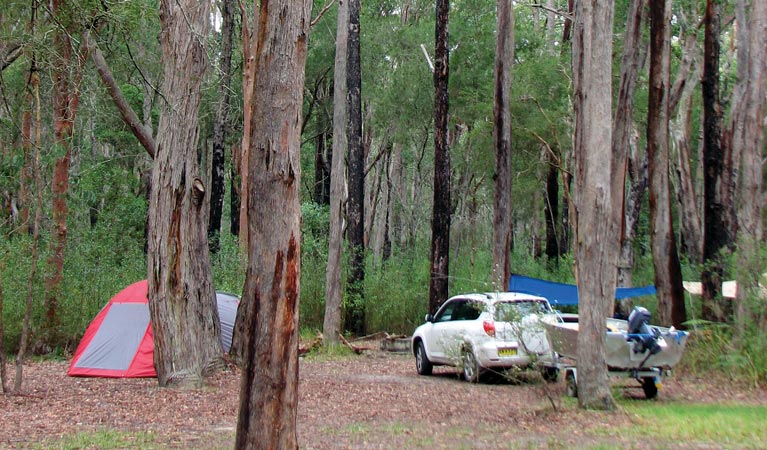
(415, 341, 433, 375)
(641, 377, 658, 399)
(565, 371, 578, 398)
(462, 348, 481, 383)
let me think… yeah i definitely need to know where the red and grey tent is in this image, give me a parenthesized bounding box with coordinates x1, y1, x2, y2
(67, 280, 238, 378)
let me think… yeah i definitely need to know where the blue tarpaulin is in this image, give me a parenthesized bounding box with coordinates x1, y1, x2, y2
(508, 274, 656, 306)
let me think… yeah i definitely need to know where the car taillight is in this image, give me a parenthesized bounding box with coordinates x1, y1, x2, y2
(483, 320, 496, 337)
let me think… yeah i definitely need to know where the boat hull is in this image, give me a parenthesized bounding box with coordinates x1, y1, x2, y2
(542, 315, 688, 370)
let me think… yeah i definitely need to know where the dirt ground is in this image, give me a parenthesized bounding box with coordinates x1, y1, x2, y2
(1, 346, 766, 449)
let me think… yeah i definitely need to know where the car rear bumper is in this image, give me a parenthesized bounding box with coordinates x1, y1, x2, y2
(474, 340, 536, 368)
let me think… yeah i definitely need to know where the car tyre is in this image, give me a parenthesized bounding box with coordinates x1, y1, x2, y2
(462, 348, 481, 383)
(415, 341, 433, 375)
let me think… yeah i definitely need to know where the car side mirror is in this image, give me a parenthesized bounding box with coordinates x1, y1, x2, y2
(425, 313, 433, 323)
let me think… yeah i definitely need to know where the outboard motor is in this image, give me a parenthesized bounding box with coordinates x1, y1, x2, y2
(627, 306, 661, 355)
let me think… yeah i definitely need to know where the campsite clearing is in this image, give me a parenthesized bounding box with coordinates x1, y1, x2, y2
(1, 349, 765, 449)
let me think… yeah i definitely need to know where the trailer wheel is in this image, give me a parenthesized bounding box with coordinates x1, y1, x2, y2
(641, 377, 658, 399)
(565, 371, 578, 398)
(542, 366, 559, 383)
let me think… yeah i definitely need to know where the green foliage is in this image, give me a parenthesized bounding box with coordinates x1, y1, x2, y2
(211, 233, 246, 295)
(1, 233, 47, 353)
(679, 245, 767, 385)
(681, 321, 767, 387)
(678, 322, 732, 373)
(734, 327, 767, 385)
(365, 245, 431, 335)
(298, 202, 330, 328)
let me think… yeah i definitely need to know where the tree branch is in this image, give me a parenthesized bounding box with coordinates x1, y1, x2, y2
(420, 44, 434, 72)
(1, 41, 23, 72)
(525, 2, 574, 21)
(84, 29, 155, 158)
(311, 0, 336, 27)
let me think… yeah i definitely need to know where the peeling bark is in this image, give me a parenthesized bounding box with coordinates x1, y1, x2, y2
(234, 1, 311, 447)
(148, 0, 222, 388)
(572, 0, 617, 410)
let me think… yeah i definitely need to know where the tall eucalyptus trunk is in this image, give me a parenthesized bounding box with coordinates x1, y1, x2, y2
(613, 0, 647, 289)
(346, 0, 366, 335)
(236, 3, 257, 248)
(647, 0, 686, 328)
(44, 0, 85, 347)
(13, 54, 42, 392)
(429, 0, 451, 314)
(571, 0, 617, 411)
(323, 0, 350, 346)
(0, 268, 5, 392)
(734, 0, 767, 335)
(147, 0, 223, 387)
(234, 1, 311, 447)
(208, 0, 235, 249)
(701, 0, 729, 322)
(492, 0, 514, 291)
(672, 32, 703, 265)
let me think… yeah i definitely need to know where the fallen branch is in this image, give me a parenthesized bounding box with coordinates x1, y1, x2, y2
(299, 332, 323, 356)
(339, 334, 366, 354)
(351, 331, 389, 342)
(383, 332, 408, 340)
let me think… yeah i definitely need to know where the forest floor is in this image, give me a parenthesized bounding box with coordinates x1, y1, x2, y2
(1, 342, 766, 449)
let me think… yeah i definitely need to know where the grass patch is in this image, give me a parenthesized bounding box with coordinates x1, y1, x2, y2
(344, 423, 370, 435)
(301, 342, 357, 361)
(617, 402, 767, 448)
(38, 430, 158, 450)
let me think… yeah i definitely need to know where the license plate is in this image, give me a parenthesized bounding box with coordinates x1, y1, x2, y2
(498, 348, 517, 357)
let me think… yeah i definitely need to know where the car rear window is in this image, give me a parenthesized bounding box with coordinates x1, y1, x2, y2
(494, 300, 550, 321)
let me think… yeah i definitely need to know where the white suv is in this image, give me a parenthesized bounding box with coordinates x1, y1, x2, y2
(411, 292, 555, 382)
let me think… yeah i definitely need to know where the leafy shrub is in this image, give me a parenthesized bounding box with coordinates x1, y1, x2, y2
(365, 245, 431, 335)
(211, 233, 246, 294)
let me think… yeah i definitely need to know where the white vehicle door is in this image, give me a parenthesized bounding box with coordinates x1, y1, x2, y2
(425, 299, 482, 365)
(424, 300, 457, 364)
